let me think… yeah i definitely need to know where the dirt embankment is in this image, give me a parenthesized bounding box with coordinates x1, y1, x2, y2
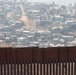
(19, 5, 36, 30)
(19, 5, 30, 29)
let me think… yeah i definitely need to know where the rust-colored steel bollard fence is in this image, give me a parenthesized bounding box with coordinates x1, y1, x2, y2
(0, 46, 76, 75)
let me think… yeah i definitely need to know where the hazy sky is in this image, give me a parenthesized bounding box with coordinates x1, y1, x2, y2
(28, 0, 76, 6)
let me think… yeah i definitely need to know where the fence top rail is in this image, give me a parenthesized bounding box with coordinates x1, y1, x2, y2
(0, 46, 76, 49)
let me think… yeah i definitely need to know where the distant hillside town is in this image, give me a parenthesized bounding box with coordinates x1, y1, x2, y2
(0, 0, 76, 47)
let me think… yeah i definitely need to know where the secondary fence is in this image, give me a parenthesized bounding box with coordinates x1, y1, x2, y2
(0, 47, 76, 75)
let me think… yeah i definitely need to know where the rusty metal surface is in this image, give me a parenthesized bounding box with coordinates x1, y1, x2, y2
(34, 47, 43, 62)
(0, 47, 76, 75)
(17, 47, 33, 61)
(59, 47, 68, 62)
(0, 48, 7, 62)
(43, 47, 58, 62)
(0, 47, 76, 62)
(7, 48, 16, 63)
(69, 47, 76, 61)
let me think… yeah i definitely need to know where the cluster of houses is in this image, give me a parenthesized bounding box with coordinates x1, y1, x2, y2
(0, 1, 76, 47)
